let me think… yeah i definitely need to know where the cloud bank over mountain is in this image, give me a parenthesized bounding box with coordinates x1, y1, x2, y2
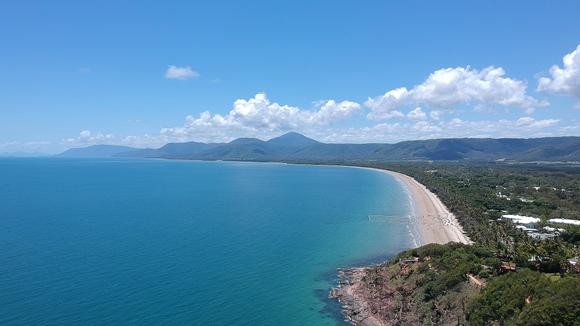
(4, 44, 580, 154)
(366, 66, 547, 119)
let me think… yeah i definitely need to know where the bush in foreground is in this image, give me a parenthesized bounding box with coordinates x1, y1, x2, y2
(468, 269, 580, 325)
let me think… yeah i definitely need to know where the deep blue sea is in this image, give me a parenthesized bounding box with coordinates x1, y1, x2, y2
(0, 158, 415, 325)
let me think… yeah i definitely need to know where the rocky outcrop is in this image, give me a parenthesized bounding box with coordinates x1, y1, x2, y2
(329, 268, 387, 326)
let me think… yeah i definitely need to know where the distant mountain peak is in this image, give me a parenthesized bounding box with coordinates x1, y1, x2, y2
(228, 137, 265, 145)
(57, 136, 580, 162)
(281, 131, 304, 137)
(267, 132, 319, 146)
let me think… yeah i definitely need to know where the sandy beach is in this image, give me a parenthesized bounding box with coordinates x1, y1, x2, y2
(387, 170, 471, 245)
(331, 167, 472, 326)
(356, 167, 471, 246)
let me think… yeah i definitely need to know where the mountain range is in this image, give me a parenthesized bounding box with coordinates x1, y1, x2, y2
(58, 132, 580, 162)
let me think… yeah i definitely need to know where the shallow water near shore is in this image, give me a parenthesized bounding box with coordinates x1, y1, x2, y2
(0, 158, 415, 325)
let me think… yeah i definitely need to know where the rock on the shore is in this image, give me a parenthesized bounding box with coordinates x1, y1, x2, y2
(329, 268, 386, 326)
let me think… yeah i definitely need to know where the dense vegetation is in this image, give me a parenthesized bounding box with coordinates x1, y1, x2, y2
(61, 137, 580, 324)
(352, 162, 580, 271)
(334, 162, 580, 325)
(60, 132, 580, 162)
(358, 243, 490, 325)
(468, 269, 580, 325)
(365, 243, 580, 325)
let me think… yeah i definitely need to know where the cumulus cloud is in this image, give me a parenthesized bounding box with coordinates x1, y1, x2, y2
(160, 93, 361, 142)
(61, 51, 580, 150)
(407, 107, 427, 121)
(317, 117, 563, 143)
(516, 117, 559, 128)
(164, 65, 199, 80)
(366, 66, 547, 119)
(538, 44, 580, 98)
(63, 130, 169, 149)
(156, 95, 563, 144)
(66, 130, 115, 144)
(430, 110, 442, 120)
(380, 110, 405, 119)
(61, 114, 571, 150)
(61, 91, 570, 148)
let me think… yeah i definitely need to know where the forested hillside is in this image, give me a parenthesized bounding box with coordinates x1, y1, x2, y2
(59, 133, 580, 162)
(331, 162, 580, 325)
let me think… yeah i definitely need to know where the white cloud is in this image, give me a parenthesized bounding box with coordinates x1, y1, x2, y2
(319, 117, 563, 143)
(381, 110, 405, 119)
(430, 110, 442, 120)
(158, 104, 564, 144)
(63, 130, 170, 149)
(65, 130, 115, 144)
(516, 117, 559, 128)
(407, 107, 427, 121)
(61, 113, 573, 150)
(538, 44, 580, 98)
(61, 90, 571, 148)
(366, 66, 547, 119)
(413, 120, 441, 132)
(365, 87, 408, 120)
(314, 99, 362, 124)
(160, 93, 361, 142)
(164, 65, 199, 80)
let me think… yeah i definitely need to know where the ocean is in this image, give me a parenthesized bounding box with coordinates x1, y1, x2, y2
(0, 158, 415, 325)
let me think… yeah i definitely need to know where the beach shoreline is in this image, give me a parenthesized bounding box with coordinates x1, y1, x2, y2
(160, 159, 472, 246)
(349, 166, 471, 246)
(147, 159, 472, 246)
(330, 166, 472, 325)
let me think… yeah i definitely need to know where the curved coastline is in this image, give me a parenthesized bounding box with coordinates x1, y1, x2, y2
(161, 159, 472, 246)
(330, 166, 471, 326)
(347, 166, 471, 246)
(152, 159, 471, 246)
(384, 169, 471, 245)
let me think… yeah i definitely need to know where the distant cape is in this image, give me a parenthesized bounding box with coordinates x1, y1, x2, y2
(58, 132, 580, 162)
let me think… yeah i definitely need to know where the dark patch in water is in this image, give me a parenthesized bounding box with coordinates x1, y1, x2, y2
(317, 249, 414, 325)
(313, 288, 350, 325)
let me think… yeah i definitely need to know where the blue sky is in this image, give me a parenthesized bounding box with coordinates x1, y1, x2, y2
(1, 1, 580, 153)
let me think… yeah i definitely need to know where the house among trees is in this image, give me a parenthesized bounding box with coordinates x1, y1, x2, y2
(399, 257, 419, 266)
(567, 257, 579, 274)
(500, 261, 516, 273)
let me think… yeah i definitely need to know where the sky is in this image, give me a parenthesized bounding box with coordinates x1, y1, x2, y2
(1, 1, 580, 153)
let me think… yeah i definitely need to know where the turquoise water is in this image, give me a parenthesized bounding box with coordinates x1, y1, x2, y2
(0, 158, 415, 325)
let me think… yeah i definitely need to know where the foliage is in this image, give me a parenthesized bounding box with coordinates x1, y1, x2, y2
(363, 243, 489, 324)
(359, 161, 580, 268)
(468, 269, 580, 325)
(347, 162, 580, 325)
